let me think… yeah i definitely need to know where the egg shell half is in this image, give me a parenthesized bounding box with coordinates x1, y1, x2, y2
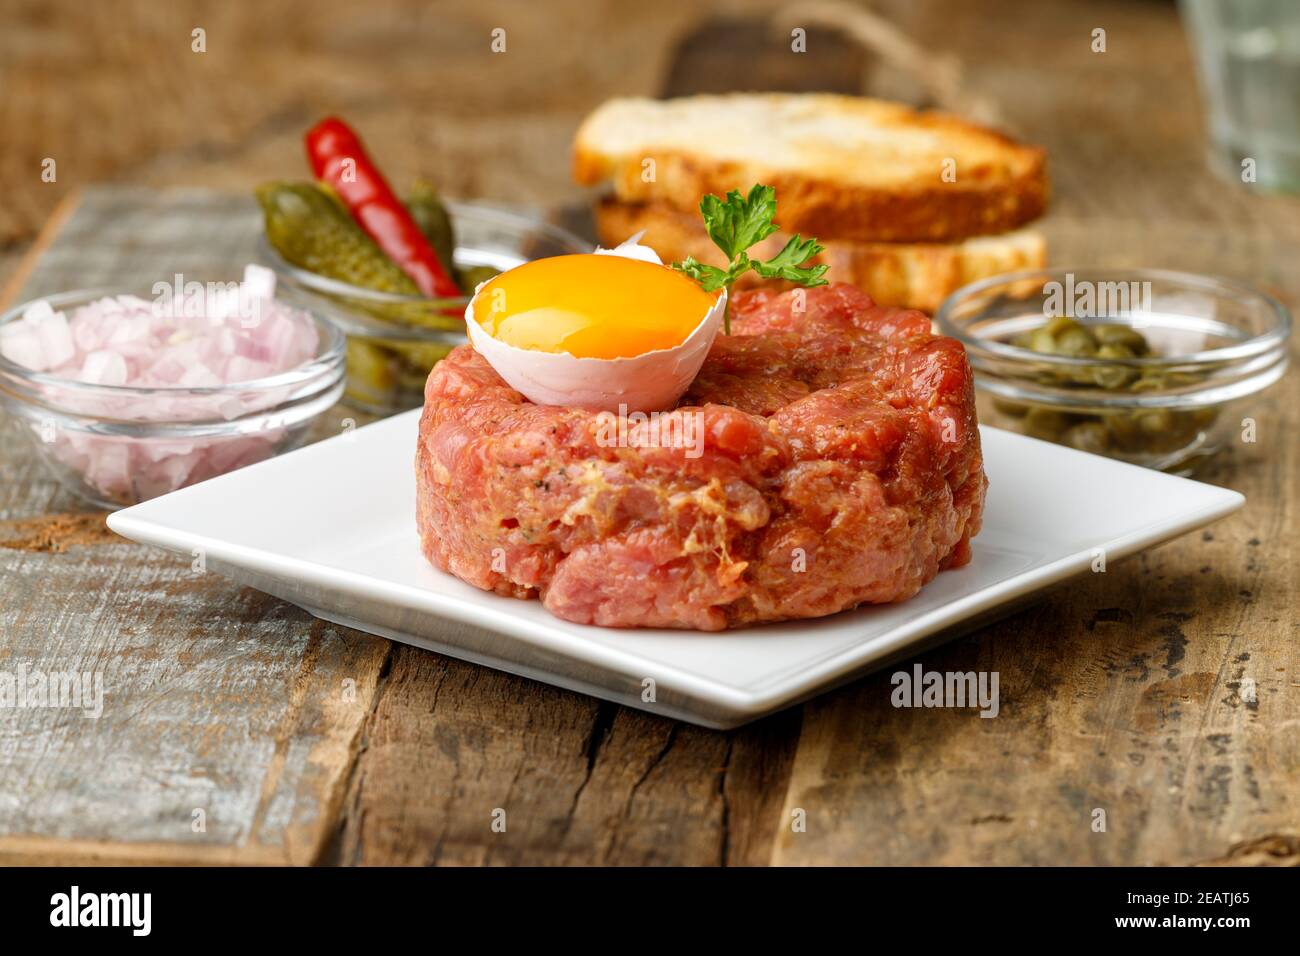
(464, 242, 726, 413)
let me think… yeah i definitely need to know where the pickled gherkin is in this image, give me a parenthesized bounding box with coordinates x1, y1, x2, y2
(405, 180, 457, 274)
(258, 178, 486, 413)
(345, 339, 397, 409)
(404, 186, 501, 294)
(257, 182, 420, 295)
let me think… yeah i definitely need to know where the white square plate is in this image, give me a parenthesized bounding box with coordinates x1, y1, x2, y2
(108, 410, 1243, 728)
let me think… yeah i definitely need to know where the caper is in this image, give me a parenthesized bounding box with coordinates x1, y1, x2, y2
(1136, 409, 1174, 436)
(1130, 374, 1167, 393)
(1044, 316, 1079, 338)
(1092, 368, 1129, 390)
(1029, 327, 1058, 354)
(1107, 413, 1141, 450)
(1091, 323, 1149, 354)
(1062, 421, 1111, 454)
(1023, 407, 1072, 441)
(994, 316, 1220, 462)
(1091, 343, 1140, 389)
(1096, 343, 1136, 361)
(1164, 370, 1200, 388)
(1013, 319, 1156, 386)
(1057, 327, 1099, 357)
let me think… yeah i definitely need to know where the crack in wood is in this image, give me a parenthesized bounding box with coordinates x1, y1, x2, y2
(717, 736, 735, 866)
(1198, 833, 1300, 867)
(321, 639, 395, 866)
(601, 723, 680, 863)
(562, 700, 616, 832)
(244, 619, 326, 858)
(627, 724, 677, 809)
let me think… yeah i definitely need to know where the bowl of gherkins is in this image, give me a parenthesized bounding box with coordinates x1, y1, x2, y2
(936, 269, 1291, 474)
(256, 182, 588, 415)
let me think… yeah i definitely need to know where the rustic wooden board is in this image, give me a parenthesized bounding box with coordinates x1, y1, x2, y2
(0, 189, 393, 865)
(754, 0, 1300, 865)
(773, 221, 1300, 866)
(328, 647, 802, 866)
(1, 0, 1297, 867)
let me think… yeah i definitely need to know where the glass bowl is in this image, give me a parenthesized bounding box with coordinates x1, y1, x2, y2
(0, 285, 345, 509)
(257, 200, 590, 415)
(935, 268, 1291, 474)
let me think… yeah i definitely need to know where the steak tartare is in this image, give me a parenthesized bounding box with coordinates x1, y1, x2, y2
(416, 283, 986, 630)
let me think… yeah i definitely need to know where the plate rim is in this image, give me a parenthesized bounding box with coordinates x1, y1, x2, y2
(107, 414, 1245, 719)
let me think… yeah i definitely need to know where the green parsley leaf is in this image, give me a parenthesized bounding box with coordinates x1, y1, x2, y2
(671, 184, 828, 334)
(672, 256, 731, 293)
(750, 235, 829, 286)
(700, 186, 779, 260)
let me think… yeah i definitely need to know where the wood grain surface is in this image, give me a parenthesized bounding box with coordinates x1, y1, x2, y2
(1, 0, 1297, 866)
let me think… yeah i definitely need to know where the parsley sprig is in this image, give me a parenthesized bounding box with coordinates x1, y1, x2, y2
(672, 185, 829, 333)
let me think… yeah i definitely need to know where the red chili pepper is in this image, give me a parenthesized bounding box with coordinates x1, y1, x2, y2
(305, 117, 461, 299)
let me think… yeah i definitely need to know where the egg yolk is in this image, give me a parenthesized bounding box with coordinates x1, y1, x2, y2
(471, 255, 716, 360)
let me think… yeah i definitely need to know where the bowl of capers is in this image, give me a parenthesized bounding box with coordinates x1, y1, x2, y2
(936, 269, 1291, 473)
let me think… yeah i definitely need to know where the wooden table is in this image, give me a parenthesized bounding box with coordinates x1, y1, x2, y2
(1, 0, 1297, 866)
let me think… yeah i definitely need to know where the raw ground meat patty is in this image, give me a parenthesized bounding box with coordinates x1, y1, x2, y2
(416, 283, 987, 630)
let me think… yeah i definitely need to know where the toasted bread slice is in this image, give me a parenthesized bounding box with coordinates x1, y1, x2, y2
(575, 94, 1048, 243)
(597, 198, 1046, 314)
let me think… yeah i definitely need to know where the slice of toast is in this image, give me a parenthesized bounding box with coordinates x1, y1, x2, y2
(597, 198, 1046, 314)
(574, 94, 1048, 244)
